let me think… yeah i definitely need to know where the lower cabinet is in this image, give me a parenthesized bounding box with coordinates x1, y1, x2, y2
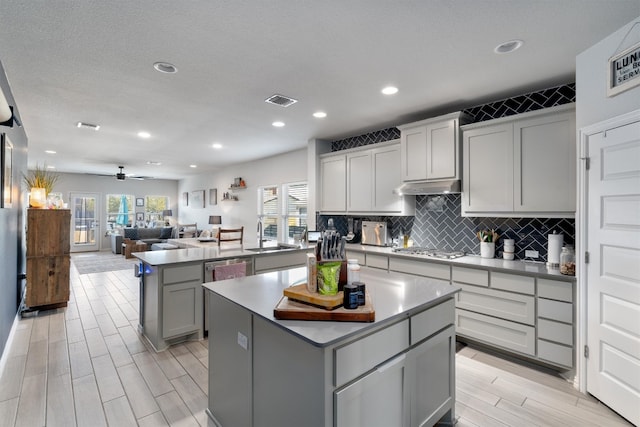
(335, 352, 408, 427)
(453, 266, 575, 368)
(140, 261, 204, 351)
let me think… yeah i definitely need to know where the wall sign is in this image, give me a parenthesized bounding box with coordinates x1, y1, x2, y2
(608, 41, 640, 97)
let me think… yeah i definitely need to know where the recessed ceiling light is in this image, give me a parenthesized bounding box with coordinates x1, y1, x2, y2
(494, 39, 523, 54)
(146, 161, 162, 166)
(153, 62, 178, 74)
(137, 131, 151, 139)
(76, 121, 100, 130)
(272, 121, 285, 127)
(190, 164, 197, 168)
(313, 111, 327, 118)
(46, 165, 56, 169)
(381, 86, 398, 95)
(212, 143, 223, 149)
(45, 150, 56, 154)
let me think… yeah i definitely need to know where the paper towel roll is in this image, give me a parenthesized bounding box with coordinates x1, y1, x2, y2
(547, 233, 563, 266)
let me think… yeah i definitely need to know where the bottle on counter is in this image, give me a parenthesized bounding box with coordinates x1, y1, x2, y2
(560, 245, 575, 276)
(347, 259, 360, 285)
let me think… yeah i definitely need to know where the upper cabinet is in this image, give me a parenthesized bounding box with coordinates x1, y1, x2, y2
(398, 112, 471, 182)
(319, 141, 415, 215)
(462, 104, 576, 217)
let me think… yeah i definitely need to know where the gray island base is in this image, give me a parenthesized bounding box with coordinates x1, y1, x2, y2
(204, 267, 460, 427)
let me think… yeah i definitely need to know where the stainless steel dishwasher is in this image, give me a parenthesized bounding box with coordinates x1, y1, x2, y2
(203, 258, 254, 333)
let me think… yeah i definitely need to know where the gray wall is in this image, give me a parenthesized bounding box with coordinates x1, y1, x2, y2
(0, 61, 28, 357)
(576, 15, 640, 129)
(53, 172, 179, 251)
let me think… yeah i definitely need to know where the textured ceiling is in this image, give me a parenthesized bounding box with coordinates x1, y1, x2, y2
(1, 0, 639, 179)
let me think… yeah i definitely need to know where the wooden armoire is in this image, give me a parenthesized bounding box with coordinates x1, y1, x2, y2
(26, 209, 71, 308)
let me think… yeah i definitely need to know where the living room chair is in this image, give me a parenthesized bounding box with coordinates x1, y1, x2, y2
(218, 227, 244, 246)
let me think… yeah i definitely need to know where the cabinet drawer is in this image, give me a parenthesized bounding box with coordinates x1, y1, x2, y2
(163, 263, 202, 284)
(411, 299, 455, 344)
(335, 319, 409, 387)
(538, 279, 573, 302)
(491, 272, 534, 295)
(538, 298, 572, 323)
(254, 251, 307, 272)
(456, 283, 535, 326)
(345, 251, 366, 266)
(389, 257, 451, 280)
(456, 309, 535, 356)
(537, 339, 573, 367)
(538, 318, 573, 346)
(452, 267, 488, 287)
(366, 254, 389, 270)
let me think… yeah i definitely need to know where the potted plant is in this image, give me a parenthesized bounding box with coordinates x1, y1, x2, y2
(22, 163, 60, 208)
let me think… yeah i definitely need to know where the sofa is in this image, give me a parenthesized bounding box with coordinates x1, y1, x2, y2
(110, 226, 174, 254)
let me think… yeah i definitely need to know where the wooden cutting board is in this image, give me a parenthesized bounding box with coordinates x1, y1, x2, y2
(274, 291, 375, 322)
(283, 283, 343, 309)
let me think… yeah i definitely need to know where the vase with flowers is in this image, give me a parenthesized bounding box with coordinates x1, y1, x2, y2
(22, 164, 60, 208)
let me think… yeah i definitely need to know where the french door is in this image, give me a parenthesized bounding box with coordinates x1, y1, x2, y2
(69, 192, 100, 252)
(584, 111, 640, 426)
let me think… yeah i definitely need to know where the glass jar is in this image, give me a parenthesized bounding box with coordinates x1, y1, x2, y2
(560, 245, 576, 276)
(347, 259, 360, 285)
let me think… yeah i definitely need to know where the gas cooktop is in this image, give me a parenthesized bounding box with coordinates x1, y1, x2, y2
(392, 247, 465, 259)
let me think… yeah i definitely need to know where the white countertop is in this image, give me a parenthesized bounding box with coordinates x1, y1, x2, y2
(345, 243, 576, 281)
(133, 240, 312, 266)
(203, 266, 458, 348)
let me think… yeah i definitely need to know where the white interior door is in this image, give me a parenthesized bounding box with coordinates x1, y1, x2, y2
(70, 192, 100, 252)
(586, 115, 640, 426)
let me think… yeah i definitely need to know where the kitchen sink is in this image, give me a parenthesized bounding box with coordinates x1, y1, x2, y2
(245, 244, 299, 253)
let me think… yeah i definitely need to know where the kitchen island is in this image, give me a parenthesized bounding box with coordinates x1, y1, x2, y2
(204, 266, 459, 427)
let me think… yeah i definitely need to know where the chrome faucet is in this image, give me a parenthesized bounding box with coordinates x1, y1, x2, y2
(257, 219, 263, 249)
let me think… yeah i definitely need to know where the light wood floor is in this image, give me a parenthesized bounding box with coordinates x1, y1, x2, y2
(0, 253, 633, 427)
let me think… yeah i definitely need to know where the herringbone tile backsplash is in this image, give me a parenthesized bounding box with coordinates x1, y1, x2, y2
(318, 193, 574, 261)
(321, 83, 577, 261)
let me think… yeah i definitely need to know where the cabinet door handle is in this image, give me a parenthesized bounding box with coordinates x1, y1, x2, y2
(376, 353, 406, 373)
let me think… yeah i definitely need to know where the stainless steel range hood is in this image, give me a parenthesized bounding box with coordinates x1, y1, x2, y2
(394, 180, 461, 196)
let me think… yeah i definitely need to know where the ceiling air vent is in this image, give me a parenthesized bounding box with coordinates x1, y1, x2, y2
(264, 94, 298, 107)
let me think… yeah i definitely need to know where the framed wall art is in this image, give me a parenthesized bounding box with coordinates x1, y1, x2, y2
(136, 212, 144, 221)
(136, 197, 144, 207)
(209, 188, 217, 205)
(1, 133, 13, 208)
(182, 192, 189, 206)
(191, 190, 205, 208)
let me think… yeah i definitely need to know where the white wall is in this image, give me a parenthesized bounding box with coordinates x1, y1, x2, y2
(54, 172, 179, 250)
(576, 15, 640, 130)
(178, 148, 307, 242)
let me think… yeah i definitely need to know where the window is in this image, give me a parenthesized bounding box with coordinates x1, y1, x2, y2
(145, 195, 169, 226)
(283, 182, 308, 238)
(258, 182, 307, 241)
(258, 186, 279, 241)
(106, 194, 134, 232)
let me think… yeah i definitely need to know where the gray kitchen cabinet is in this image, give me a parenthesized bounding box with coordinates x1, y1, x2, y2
(141, 262, 203, 351)
(253, 250, 311, 274)
(389, 256, 451, 281)
(462, 104, 576, 217)
(398, 112, 470, 182)
(320, 141, 414, 215)
(347, 150, 372, 212)
(320, 154, 347, 212)
(456, 309, 536, 356)
(536, 279, 574, 367)
(366, 253, 389, 270)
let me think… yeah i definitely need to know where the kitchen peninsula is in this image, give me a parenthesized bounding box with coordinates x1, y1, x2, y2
(204, 267, 459, 427)
(133, 243, 312, 351)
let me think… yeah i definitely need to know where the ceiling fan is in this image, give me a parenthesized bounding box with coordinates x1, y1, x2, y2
(85, 165, 153, 181)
